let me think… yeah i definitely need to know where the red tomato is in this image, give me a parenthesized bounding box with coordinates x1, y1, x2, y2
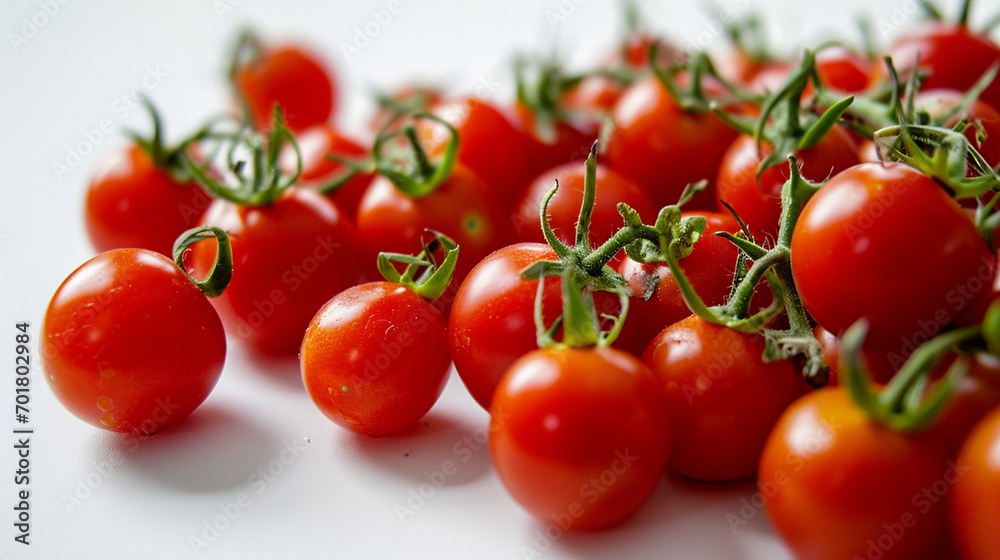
(370, 85, 443, 134)
(884, 23, 1000, 111)
(355, 164, 512, 282)
(815, 46, 873, 93)
(791, 162, 994, 348)
(760, 387, 960, 560)
(615, 212, 743, 356)
(300, 282, 450, 436)
(642, 315, 807, 481)
(605, 74, 739, 210)
(950, 405, 1000, 560)
(489, 346, 671, 530)
(41, 249, 225, 434)
(192, 187, 362, 354)
(419, 98, 532, 211)
(815, 325, 900, 385)
(512, 161, 655, 251)
(516, 110, 599, 181)
(85, 145, 209, 255)
(234, 44, 336, 132)
(715, 125, 859, 241)
(931, 353, 1000, 449)
(288, 123, 374, 220)
(560, 74, 625, 115)
(448, 243, 561, 409)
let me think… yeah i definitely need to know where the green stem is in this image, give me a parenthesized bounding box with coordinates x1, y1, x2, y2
(173, 226, 233, 298)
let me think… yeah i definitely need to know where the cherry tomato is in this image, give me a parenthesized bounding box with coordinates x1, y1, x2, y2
(815, 325, 900, 385)
(192, 187, 362, 354)
(884, 23, 1000, 111)
(615, 212, 744, 356)
(950, 405, 1000, 560)
(41, 249, 225, 434)
(489, 345, 671, 530)
(300, 282, 450, 436)
(515, 110, 599, 181)
(512, 161, 655, 252)
(606, 74, 739, 210)
(85, 145, 209, 255)
(370, 85, 443, 134)
(642, 315, 807, 482)
(760, 387, 960, 560)
(560, 74, 625, 115)
(355, 164, 511, 282)
(448, 243, 562, 409)
(791, 162, 994, 348)
(419, 98, 532, 211)
(234, 44, 336, 132)
(815, 46, 873, 93)
(715, 125, 859, 241)
(287, 123, 374, 221)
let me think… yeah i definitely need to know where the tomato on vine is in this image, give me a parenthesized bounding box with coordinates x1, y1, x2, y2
(301, 233, 458, 436)
(950, 404, 1000, 560)
(41, 227, 232, 434)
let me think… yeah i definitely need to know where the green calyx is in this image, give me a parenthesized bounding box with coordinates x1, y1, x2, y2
(841, 320, 980, 433)
(172, 226, 234, 298)
(377, 230, 459, 301)
(650, 45, 755, 114)
(128, 95, 218, 183)
(372, 112, 458, 199)
(183, 106, 301, 207)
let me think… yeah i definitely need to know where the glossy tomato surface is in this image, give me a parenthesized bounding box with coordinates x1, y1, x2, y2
(950, 405, 1000, 560)
(41, 249, 226, 434)
(235, 44, 336, 132)
(489, 346, 671, 530)
(300, 282, 450, 436)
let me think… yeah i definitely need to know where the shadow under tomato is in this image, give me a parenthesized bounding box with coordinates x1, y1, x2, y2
(234, 345, 307, 393)
(89, 403, 279, 493)
(347, 411, 492, 488)
(525, 474, 791, 560)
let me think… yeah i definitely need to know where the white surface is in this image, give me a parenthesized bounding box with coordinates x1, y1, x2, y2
(0, 1, 978, 558)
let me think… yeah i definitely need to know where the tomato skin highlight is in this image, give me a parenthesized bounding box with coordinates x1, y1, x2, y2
(193, 187, 362, 354)
(642, 315, 807, 482)
(448, 243, 560, 410)
(791, 162, 994, 349)
(950, 405, 1000, 560)
(85, 145, 209, 255)
(41, 249, 226, 434)
(489, 346, 671, 530)
(300, 282, 450, 436)
(760, 387, 960, 560)
(235, 45, 336, 132)
(606, 74, 738, 210)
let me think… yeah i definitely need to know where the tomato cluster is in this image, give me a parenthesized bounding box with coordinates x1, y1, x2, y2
(41, 3, 1000, 558)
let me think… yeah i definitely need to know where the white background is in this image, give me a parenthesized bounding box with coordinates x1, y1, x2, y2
(0, 0, 980, 558)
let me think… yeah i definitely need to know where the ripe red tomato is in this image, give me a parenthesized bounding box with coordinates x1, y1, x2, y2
(448, 243, 561, 409)
(419, 98, 532, 211)
(300, 282, 450, 436)
(192, 187, 362, 354)
(234, 44, 336, 132)
(355, 164, 512, 282)
(950, 405, 1000, 560)
(85, 145, 209, 255)
(41, 249, 226, 434)
(489, 345, 671, 530)
(605, 74, 738, 210)
(815, 46, 873, 93)
(515, 110, 598, 181)
(791, 162, 994, 348)
(615, 212, 744, 356)
(288, 123, 374, 220)
(560, 74, 625, 115)
(760, 387, 960, 560)
(884, 22, 1000, 111)
(715, 125, 859, 241)
(512, 161, 655, 251)
(642, 315, 807, 482)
